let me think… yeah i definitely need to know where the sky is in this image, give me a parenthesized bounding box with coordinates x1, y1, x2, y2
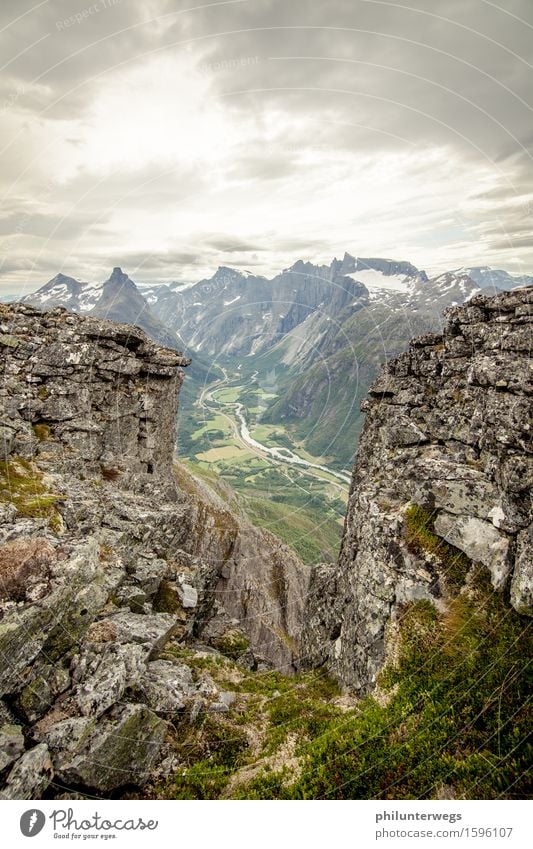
(0, 0, 532, 293)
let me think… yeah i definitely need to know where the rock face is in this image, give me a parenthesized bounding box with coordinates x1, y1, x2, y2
(302, 287, 532, 692)
(0, 303, 308, 798)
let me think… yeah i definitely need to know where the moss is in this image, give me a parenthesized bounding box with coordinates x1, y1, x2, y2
(404, 503, 471, 590)
(17, 675, 52, 721)
(37, 386, 50, 400)
(0, 457, 63, 531)
(213, 630, 250, 660)
(159, 761, 229, 800)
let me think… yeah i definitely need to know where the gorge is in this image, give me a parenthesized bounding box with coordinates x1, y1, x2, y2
(0, 284, 531, 800)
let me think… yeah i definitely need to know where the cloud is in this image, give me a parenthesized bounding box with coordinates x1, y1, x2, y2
(1, 0, 532, 292)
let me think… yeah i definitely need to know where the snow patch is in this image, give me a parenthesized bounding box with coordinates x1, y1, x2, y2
(348, 269, 412, 294)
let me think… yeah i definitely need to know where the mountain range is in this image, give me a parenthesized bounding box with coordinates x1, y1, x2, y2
(20, 255, 531, 468)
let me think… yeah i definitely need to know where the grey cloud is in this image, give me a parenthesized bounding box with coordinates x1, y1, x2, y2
(205, 235, 263, 252)
(489, 234, 533, 250)
(0, 210, 105, 240)
(1, 0, 532, 283)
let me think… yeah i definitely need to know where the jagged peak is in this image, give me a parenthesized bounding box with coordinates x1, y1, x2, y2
(287, 259, 319, 273)
(105, 266, 133, 286)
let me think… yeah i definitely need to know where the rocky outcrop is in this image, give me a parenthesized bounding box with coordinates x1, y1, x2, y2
(302, 287, 532, 692)
(0, 303, 308, 798)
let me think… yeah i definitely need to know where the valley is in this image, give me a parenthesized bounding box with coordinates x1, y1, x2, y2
(181, 366, 349, 564)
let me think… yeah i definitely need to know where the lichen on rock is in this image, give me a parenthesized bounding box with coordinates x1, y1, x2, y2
(302, 286, 532, 693)
(0, 303, 309, 798)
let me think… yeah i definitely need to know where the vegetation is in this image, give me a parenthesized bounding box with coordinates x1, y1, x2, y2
(32, 423, 52, 441)
(177, 370, 347, 563)
(0, 456, 63, 530)
(404, 503, 471, 590)
(157, 570, 531, 800)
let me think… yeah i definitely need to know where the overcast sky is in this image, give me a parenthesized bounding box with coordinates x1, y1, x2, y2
(0, 0, 532, 292)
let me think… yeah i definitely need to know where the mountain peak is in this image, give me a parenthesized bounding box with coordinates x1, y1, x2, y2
(106, 267, 130, 285)
(288, 259, 318, 273)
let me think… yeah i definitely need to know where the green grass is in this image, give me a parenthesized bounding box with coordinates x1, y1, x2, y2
(190, 415, 232, 441)
(241, 495, 342, 564)
(155, 572, 531, 800)
(404, 504, 472, 590)
(212, 386, 243, 403)
(236, 575, 532, 799)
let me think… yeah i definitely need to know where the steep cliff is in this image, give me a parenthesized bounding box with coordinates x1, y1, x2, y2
(0, 303, 307, 798)
(302, 286, 532, 693)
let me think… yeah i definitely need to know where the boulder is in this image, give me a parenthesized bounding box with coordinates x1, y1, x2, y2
(72, 642, 147, 717)
(434, 512, 511, 589)
(0, 743, 53, 799)
(510, 526, 533, 615)
(0, 724, 25, 771)
(0, 538, 106, 695)
(137, 660, 195, 714)
(57, 705, 167, 792)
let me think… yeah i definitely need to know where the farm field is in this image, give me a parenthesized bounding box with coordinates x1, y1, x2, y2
(180, 373, 349, 564)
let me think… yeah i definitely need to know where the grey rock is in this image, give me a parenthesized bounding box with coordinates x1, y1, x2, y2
(138, 660, 195, 714)
(105, 611, 178, 651)
(434, 513, 511, 589)
(36, 716, 97, 771)
(0, 538, 105, 696)
(72, 642, 147, 717)
(510, 526, 533, 614)
(131, 558, 168, 595)
(57, 704, 167, 793)
(179, 583, 198, 609)
(302, 286, 533, 694)
(0, 724, 25, 771)
(0, 743, 53, 799)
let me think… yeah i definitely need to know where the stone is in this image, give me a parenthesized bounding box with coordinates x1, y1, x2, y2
(510, 526, 533, 615)
(57, 705, 167, 792)
(72, 642, 147, 717)
(35, 716, 97, 771)
(0, 724, 25, 771)
(138, 660, 195, 714)
(0, 743, 53, 799)
(131, 558, 168, 595)
(0, 538, 105, 695)
(113, 584, 148, 612)
(179, 583, 198, 609)
(302, 286, 533, 694)
(16, 676, 53, 723)
(104, 611, 178, 651)
(434, 512, 511, 589)
(384, 418, 428, 447)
